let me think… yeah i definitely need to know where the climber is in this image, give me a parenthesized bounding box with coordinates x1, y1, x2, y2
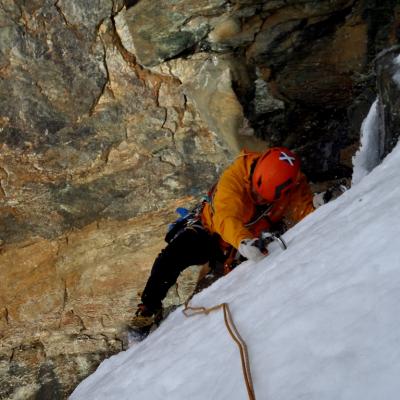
(133, 147, 315, 324)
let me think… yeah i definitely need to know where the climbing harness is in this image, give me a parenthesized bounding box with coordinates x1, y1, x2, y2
(164, 182, 218, 244)
(164, 202, 206, 244)
(183, 301, 256, 400)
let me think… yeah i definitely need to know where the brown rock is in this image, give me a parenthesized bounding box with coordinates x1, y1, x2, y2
(0, 199, 202, 398)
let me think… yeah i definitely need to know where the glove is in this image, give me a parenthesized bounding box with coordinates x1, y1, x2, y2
(313, 184, 348, 209)
(238, 238, 265, 262)
(313, 192, 326, 209)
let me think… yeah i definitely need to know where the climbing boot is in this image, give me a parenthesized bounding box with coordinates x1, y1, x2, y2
(128, 304, 163, 342)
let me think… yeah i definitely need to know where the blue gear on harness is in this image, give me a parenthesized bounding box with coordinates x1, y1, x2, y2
(167, 207, 191, 232)
(165, 194, 212, 244)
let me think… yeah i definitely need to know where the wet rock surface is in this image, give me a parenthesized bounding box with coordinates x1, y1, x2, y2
(0, 0, 399, 398)
(375, 46, 400, 158)
(120, 0, 399, 178)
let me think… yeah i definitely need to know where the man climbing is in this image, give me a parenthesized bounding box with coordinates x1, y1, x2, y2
(133, 147, 315, 326)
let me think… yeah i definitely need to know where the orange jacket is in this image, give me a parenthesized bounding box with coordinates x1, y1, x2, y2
(201, 150, 314, 249)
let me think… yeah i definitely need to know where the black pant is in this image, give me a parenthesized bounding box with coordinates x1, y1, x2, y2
(141, 226, 221, 312)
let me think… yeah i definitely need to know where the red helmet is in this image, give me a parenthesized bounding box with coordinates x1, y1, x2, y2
(252, 147, 300, 202)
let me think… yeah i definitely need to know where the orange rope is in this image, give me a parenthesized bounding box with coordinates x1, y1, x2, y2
(183, 302, 256, 400)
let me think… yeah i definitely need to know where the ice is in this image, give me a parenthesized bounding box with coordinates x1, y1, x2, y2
(352, 99, 380, 185)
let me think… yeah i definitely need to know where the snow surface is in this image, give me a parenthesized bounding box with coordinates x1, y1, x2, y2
(352, 99, 380, 185)
(71, 143, 400, 400)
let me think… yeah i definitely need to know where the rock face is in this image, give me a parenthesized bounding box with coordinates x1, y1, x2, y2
(0, 205, 199, 399)
(0, 0, 399, 398)
(375, 46, 400, 158)
(0, 1, 229, 398)
(118, 0, 400, 177)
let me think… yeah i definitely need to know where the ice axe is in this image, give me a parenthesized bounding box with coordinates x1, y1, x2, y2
(258, 230, 287, 252)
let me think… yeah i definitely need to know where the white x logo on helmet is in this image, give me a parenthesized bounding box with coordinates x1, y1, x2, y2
(279, 151, 295, 166)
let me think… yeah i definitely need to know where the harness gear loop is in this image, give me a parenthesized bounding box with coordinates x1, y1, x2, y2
(183, 301, 256, 400)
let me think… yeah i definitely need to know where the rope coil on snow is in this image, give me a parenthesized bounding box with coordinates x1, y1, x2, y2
(183, 302, 256, 400)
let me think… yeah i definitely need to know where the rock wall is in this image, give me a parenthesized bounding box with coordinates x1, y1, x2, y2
(375, 45, 400, 158)
(0, 0, 399, 398)
(119, 0, 399, 178)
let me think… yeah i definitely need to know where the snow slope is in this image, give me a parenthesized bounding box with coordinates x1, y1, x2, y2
(71, 143, 400, 400)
